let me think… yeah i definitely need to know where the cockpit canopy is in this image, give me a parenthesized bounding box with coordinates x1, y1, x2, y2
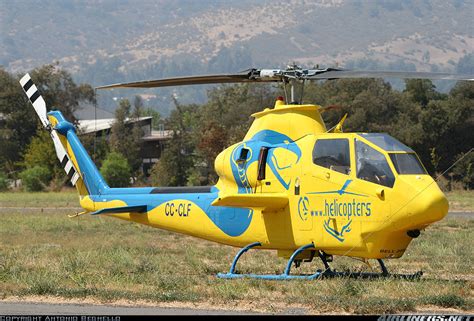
(313, 133, 427, 188)
(358, 133, 414, 152)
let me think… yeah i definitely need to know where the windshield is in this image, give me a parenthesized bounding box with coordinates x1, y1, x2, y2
(389, 153, 427, 175)
(358, 133, 413, 152)
(355, 139, 395, 188)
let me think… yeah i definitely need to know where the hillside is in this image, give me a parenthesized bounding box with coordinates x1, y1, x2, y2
(1, 0, 473, 113)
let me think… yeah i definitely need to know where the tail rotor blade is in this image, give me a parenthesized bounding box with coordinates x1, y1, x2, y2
(19, 74, 81, 186)
(20, 73, 50, 128)
(50, 130, 81, 186)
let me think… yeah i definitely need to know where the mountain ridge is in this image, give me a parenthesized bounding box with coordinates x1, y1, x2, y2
(2, 0, 473, 78)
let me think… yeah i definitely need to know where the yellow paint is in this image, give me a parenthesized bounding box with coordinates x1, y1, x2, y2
(246, 104, 326, 141)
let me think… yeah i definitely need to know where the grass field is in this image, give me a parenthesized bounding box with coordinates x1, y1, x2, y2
(0, 191, 473, 314)
(445, 190, 474, 212)
(0, 191, 80, 208)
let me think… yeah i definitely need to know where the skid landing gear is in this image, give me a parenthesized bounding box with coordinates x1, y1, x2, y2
(217, 243, 423, 281)
(320, 258, 422, 280)
(217, 243, 324, 280)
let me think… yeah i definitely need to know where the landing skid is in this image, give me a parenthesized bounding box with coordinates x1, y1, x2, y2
(217, 243, 422, 281)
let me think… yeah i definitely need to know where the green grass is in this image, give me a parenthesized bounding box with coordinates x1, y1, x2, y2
(0, 190, 79, 208)
(0, 207, 472, 314)
(446, 190, 474, 212)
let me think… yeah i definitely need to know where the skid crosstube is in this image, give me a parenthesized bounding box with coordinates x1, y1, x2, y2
(217, 243, 322, 280)
(217, 243, 423, 281)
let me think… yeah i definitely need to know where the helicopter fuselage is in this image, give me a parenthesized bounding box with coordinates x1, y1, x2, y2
(76, 101, 448, 261)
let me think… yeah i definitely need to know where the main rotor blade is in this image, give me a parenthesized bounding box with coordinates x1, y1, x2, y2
(96, 68, 473, 90)
(96, 69, 279, 89)
(307, 70, 474, 81)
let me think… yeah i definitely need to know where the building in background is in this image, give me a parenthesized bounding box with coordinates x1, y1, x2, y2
(76, 105, 172, 176)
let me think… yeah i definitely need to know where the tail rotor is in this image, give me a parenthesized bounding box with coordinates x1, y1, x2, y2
(20, 73, 81, 186)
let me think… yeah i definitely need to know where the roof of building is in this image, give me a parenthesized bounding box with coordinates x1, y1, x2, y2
(74, 104, 115, 120)
(78, 116, 152, 134)
(142, 130, 174, 141)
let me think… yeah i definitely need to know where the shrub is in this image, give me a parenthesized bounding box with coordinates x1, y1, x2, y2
(423, 294, 467, 309)
(0, 172, 9, 191)
(100, 152, 131, 187)
(20, 166, 52, 191)
(150, 159, 173, 186)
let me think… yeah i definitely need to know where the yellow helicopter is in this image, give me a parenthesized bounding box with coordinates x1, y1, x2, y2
(20, 66, 473, 280)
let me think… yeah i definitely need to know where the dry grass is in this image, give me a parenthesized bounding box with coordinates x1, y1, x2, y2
(0, 190, 79, 208)
(0, 194, 473, 314)
(446, 190, 474, 212)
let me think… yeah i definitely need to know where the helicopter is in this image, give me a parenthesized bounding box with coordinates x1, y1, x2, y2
(20, 66, 473, 280)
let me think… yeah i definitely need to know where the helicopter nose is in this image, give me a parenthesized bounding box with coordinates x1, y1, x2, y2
(405, 183, 449, 229)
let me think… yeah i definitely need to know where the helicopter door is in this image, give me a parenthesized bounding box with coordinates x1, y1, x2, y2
(307, 138, 354, 242)
(350, 138, 393, 223)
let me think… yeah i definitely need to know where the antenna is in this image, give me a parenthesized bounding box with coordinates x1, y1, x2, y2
(93, 88, 97, 162)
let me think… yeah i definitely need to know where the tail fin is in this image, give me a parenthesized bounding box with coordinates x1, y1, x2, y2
(20, 73, 109, 198)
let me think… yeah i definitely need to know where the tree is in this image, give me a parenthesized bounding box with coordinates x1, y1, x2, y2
(100, 152, 132, 188)
(452, 151, 473, 189)
(29, 63, 95, 123)
(110, 99, 131, 151)
(109, 98, 142, 175)
(130, 96, 145, 173)
(404, 79, 445, 108)
(22, 129, 58, 175)
(0, 171, 8, 191)
(150, 100, 198, 186)
(0, 67, 37, 175)
(141, 108, 161, 130)
(0, 65, 95, 181)
(80, 133, 110, 169)
(20, 166, 51, 192)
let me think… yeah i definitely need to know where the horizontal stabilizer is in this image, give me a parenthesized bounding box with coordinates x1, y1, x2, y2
(90, 205, 148, 215)
(212, 193, 288, 211)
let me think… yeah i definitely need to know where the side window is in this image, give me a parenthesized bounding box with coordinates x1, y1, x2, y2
(313, 139, 351, 175)
(355, 139, 395, 188)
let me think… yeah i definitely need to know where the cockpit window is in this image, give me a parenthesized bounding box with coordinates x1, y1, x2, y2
(389, 153, 427, 175)
(356, 139, 395, 187)
(358, 133, 413, 152)
(313, 139, 351, 175)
